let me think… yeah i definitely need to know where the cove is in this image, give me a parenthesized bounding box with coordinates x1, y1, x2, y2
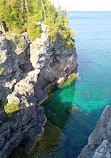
(40, 11, 111, 158)
(9, 11, 111, 158)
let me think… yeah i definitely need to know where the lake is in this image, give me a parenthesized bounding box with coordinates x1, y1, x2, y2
(10, 11, 111, 158)
(43, 11, 111, 158)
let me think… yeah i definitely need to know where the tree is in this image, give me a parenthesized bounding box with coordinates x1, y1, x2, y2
(24, 0, 29, 12)
(0, 0, 6, 33)
(42, 0, 46, 20)
(0, 0, 75, 48)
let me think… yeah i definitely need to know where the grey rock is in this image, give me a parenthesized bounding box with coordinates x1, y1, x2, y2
(0, 137, 5, 149)
(78, 105, 111, 158)
(0, 26, 77, 158)
(93, 140, 111, 158)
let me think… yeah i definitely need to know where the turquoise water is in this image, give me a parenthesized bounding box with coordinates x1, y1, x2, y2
(10, 12, 111, 158)
(68, 11, 111, 113)
(44, 11, 111, 158)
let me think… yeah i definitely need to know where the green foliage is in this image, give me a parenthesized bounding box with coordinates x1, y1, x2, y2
(0, 0, 27, 33)
(19, 41, 25, 48)
(4, 101, 22, 114)
(13, 34, 25, 48)
(27, 19, 41, 41)
(14, 34, 22, 43)
(0, 67, 5, 75)
(58, 73, 78, 89)
(0, 0, 76, 48)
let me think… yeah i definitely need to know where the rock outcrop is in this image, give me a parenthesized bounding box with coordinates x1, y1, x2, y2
(0, 24, 77, 158)
(0, 105, 46, 158)
(78, 105, 111, 158)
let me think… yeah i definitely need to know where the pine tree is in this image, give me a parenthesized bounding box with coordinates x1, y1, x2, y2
(0, 0, 76, 47)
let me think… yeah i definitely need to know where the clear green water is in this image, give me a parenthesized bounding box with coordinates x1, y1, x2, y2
(10, 12, 111, 158)
(43, 11, 111, 158)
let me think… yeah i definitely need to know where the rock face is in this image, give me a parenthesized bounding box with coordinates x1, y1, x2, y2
(0, 105, 46, 158)
(0, 25, 77, 158)
(78, 105, 111, 158)
(0, 33, 77, 105)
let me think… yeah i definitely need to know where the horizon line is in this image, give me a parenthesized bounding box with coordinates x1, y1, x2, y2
(67, 10, 111, 12)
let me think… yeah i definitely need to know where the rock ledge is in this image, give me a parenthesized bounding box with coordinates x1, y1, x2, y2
(0, 30, 77, 158)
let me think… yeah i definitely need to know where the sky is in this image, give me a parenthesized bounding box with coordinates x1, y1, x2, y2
(51, 0, 111, 11)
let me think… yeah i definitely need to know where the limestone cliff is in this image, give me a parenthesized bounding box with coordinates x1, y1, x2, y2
(78, 105, 111, 158)
(0, 24, 77, 158)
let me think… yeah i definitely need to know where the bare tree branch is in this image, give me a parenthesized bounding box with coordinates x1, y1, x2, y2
(24, 0, 29, 13)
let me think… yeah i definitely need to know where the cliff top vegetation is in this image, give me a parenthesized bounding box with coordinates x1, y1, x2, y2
(0, 0, 76, 48)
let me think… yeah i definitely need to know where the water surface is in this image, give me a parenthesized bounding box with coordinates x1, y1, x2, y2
(10, 11, 111, 158)
(43, 11, 111, 158)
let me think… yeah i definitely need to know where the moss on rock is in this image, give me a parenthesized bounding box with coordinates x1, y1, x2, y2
(58, 73, 78, 89)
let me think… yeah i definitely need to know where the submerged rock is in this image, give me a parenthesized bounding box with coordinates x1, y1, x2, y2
(78, 105, 111, 158)
(0, 27, 77, 158)
(9, 121, 65, 158)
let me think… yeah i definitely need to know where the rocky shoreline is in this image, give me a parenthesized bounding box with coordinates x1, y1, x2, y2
(0, 24, 77, 158)
(78, 105, 111, 158)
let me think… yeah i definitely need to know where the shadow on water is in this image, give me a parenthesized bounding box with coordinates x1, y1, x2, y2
(9, 79, 105, 158)
(9, 101, 105, 158)
(45, 100, 73, 129)
(9, 81, 76, 158)
(44, 80, 77, 129)
(63, 107, 104, 158)
(9, 121, 66, 158)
